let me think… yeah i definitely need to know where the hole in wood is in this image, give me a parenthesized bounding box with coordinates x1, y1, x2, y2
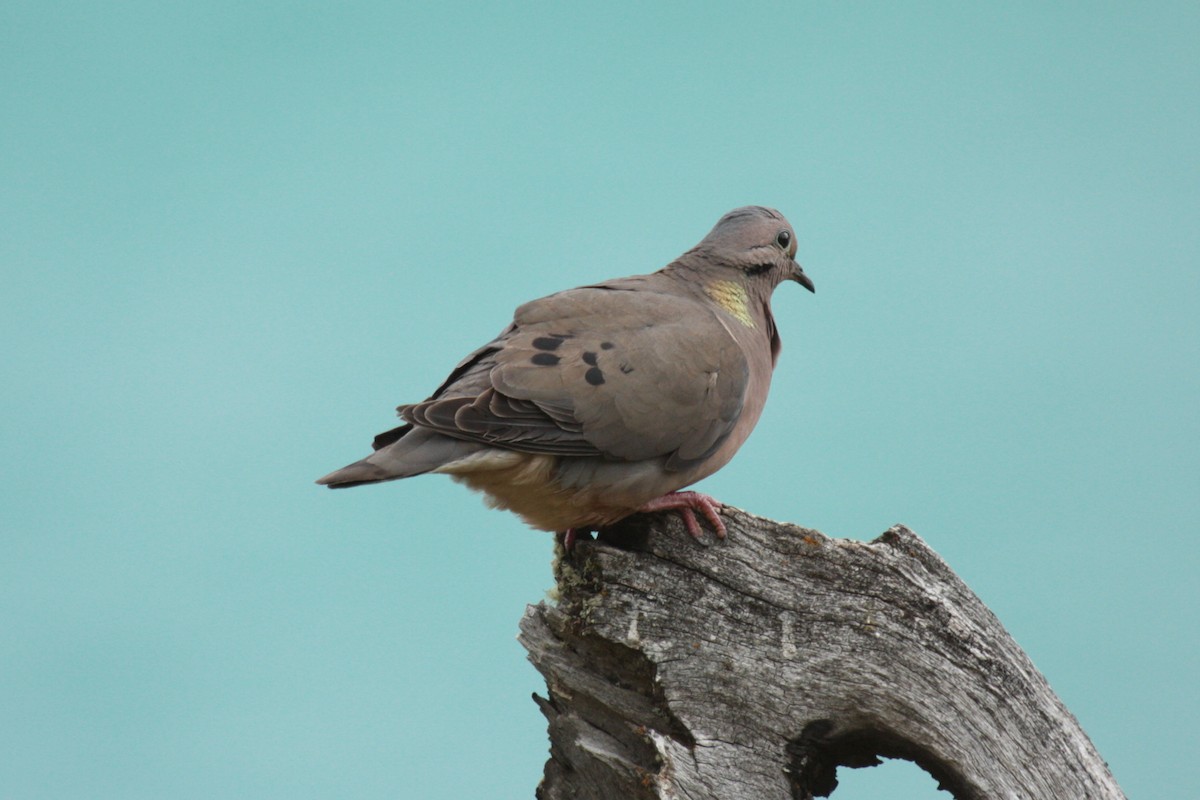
(830, 757, 950, 798)
(785, 720, 973, 799)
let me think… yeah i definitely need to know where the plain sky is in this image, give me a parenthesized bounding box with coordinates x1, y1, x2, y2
(2, 2, 1197, 798)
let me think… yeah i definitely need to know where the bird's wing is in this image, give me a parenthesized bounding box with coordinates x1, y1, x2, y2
(399, 283, 749, 470)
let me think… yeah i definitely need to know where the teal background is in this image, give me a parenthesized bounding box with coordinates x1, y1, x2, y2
(2, 3, 1196, 798)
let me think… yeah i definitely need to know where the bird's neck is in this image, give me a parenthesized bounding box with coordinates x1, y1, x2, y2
(702, 278, 757, 328)
(661, 258, 780, 363)
(665, 254, 774, 320)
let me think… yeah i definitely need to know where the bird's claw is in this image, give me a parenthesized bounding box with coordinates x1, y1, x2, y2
(638, 491, 726, 540)
(558, 492, 726, 551)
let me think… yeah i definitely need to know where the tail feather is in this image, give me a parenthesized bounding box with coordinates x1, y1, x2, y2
(316, 459, 406, 488)
(316, 426, 485, 488)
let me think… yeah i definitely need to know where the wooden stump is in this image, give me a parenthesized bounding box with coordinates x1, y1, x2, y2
(518, 507, 1125, 799)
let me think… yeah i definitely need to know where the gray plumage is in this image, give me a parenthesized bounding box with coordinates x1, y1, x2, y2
(317, 206, 813, 534)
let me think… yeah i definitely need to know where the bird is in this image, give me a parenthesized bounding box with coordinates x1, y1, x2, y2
(317, 206, 814, 543)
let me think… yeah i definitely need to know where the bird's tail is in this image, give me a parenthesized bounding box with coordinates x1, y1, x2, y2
(316, 425, 484, 488)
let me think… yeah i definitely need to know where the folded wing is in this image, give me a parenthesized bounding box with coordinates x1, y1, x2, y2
(399, 282, 748, 472)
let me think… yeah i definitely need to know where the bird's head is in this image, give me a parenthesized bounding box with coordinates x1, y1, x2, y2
(692, 206, 815, 293)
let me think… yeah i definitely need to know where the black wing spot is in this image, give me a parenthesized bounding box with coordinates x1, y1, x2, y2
(532, 336, 564, 351)
(600, 341, 615, 350)
(585, 367, 605, 385)
(619, 363, 634, 374)
(582, 351, 598, 366)
(531, 353, 561, 366)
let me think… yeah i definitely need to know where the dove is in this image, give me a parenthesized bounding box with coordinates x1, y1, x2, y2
(317, 206, 814, 542)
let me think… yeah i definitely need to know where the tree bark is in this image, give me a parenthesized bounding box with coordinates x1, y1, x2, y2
(518, 507, 1125, 799)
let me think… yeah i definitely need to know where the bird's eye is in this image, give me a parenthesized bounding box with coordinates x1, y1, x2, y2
(776, 230, 791, 249)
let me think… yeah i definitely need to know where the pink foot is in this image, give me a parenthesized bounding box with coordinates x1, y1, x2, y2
(637, 491, 726, 540)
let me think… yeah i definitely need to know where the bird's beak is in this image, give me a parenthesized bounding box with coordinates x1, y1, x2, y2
(790, 262, 815, 293)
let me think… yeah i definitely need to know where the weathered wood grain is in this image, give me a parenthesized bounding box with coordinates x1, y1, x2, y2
(519, 507, 1124, 799)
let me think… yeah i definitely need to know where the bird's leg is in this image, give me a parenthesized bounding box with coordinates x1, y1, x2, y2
(637, 491, 727, 540)
(558, 527, 596, 551)
(560, 493, 725, 550)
